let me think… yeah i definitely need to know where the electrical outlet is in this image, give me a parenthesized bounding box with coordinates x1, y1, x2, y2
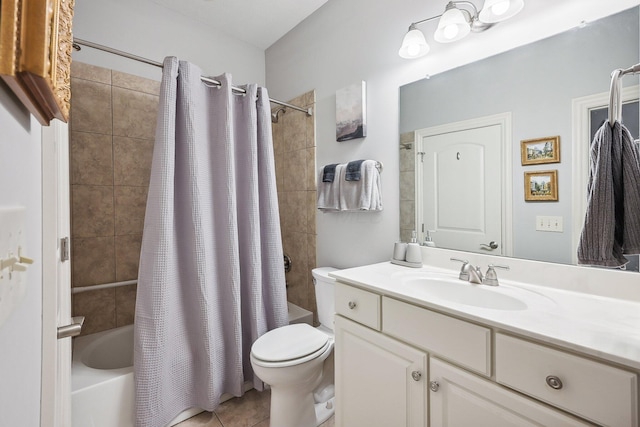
(535, 215, 563, 232)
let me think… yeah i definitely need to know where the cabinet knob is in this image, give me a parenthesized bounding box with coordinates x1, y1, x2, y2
(348, 301, 357, 309)
(545, 375, 563, 390)
(411, 371, 422, 381)
(429, 380, 440, 392)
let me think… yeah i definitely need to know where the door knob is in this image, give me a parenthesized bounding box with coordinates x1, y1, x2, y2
(480, 241, 499, 250)
(57, 316, 85, 339)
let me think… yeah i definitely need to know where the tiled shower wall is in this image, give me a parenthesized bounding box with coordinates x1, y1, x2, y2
(271, 91, 318, 322)
(70, 62, 159, 335)
(70, 61, 319, 333)
(399, 131, 416, 243)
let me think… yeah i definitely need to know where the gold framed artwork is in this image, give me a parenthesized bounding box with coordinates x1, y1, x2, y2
(524, 170, 558, 201)
(520, 136, 560, 165)
(0, 0, 75, 125)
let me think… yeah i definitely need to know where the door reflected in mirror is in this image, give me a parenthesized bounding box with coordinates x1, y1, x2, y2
(399, 7, 640, 268)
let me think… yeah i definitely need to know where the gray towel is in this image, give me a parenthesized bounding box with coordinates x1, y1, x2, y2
(345, 159, 365, 181)
(322, 163, 338, 182)
(578, 121, 640, 267)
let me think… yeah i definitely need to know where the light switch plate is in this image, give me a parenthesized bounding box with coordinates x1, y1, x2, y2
(0, 207, 28, 328)
(535, 215, 563, 232)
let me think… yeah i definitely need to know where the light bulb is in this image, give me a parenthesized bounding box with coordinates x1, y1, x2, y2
(491, 0, 510, 16)
(443, 24, 459, 40)
(407, 44, 420, 56)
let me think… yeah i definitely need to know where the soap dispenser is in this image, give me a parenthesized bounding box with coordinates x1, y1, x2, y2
(405, 231, 422, 264)
(423, 230, 436, 247)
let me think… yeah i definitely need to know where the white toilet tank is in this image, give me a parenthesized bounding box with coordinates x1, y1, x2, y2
(311, 267, 337, 332)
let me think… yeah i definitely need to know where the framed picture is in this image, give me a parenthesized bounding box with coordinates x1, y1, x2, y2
(0, 0, 74, 125)
(524, 170, 558, 201)
(336, 81, 367, 141)
(520, 136, 560, 165)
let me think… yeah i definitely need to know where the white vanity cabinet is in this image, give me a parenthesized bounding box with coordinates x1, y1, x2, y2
(333, 281, 638, 427)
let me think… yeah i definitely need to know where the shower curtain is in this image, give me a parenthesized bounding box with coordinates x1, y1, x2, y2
(134, 57, 289, 427)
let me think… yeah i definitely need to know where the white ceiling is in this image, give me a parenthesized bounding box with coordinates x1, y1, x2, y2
(150, 0, 328, 49)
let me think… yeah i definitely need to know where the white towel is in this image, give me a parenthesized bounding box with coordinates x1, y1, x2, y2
(317, 164, 343, 211)
(339, 159, 382, 211)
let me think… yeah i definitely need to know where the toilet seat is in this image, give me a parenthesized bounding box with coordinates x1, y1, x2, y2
(251, 324, 332, 368)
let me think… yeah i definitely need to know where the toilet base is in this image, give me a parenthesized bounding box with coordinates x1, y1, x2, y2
(269, 389, 335, 427)
(314, 396, 335, 426)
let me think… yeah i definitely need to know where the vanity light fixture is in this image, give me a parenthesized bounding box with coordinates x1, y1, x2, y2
(398, 0, 525, 59)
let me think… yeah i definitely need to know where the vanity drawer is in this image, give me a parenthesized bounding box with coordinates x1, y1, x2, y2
(383, 297, 491, 376)
(495, 333, 638, 427)
(335, 282, 381, 330)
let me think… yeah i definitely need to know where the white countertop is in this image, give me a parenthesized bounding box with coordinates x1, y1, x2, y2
(330, 261, 640, 371)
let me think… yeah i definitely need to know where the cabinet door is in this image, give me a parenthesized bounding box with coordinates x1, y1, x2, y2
(335, 316, 427, 427)
(429, 358, 592, 427)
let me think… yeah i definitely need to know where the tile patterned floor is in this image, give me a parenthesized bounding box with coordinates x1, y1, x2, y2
(176, 389, 335, 427)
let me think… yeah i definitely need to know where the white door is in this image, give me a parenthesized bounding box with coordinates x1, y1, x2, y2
(334, 316, 427, 427)
(429, 358, 591, 427)
(41, 121, 73, 426)
(419, 124, 503, 254)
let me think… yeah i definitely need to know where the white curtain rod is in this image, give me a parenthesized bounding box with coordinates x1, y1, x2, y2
(72, 38, 313, 117)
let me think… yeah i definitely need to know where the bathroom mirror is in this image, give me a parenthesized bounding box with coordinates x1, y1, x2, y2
(399, 7, 640, 266)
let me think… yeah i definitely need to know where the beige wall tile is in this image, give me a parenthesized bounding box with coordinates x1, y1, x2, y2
(72, 237, 116, 287)
(73, 288, 116, 335)
(70, 132, 113, 185)
(112, 86, 159, 139)
(115, 284, 137, 327)
(114, 136, 154, 186)
(286, 191, 307, 232)
(283, 149, 307, 192)
(400, 200, 415, 230)
(70, 78, 112, 135)
(283, 110, 307, 152)
(400, 171, 415, 201)
(305, 147, 316, 191)
(114, 186, 148, 235)
(306, 232, 317, 272)
(115, 234, 142, 281)
(273, 150, 284, 195)
(307, 191, 317, 235)
(112, 70, 160, 95)
(71, 185, 114, 237)
(400, 147, 415, 173)
(71, 62, 111, 84)
(400, 131, 415, 144)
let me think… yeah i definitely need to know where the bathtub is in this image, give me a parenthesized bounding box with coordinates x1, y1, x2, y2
(72, 302, 312, 427)
(72, 324, 201, 427)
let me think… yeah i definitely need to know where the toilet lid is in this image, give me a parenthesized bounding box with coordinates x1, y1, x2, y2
(251, 324, 329, 362)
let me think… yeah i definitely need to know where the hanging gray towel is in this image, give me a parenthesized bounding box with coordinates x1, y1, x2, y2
(578, 121, 640, 267)
(322, 163, 338, 182)
(345, 159, 365, 181)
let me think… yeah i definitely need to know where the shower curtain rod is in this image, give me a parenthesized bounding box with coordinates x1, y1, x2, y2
(72, 38, 313, 117)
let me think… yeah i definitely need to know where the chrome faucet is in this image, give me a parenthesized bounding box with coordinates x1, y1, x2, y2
(450, 258, 470, 281)
(482, 264, 510, 286)
(468, 265, 483, 284)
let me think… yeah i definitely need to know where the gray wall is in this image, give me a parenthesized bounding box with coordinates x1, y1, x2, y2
(400, 8, 639, 264)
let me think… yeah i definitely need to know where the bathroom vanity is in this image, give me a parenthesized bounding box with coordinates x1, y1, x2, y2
(331, 257, 640, 427)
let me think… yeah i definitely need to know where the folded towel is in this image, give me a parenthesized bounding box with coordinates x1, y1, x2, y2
(317, 164, 343, 212)
(345, 159, 366, 181)
(339, 159, 382, 211)
(322, 164, 338, 182)
(578, 121, 640, 267)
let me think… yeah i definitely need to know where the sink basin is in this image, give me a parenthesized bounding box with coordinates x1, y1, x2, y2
(400, 276, 531, 311)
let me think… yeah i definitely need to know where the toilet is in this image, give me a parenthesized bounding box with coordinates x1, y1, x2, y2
(250, 267, 337, 427)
